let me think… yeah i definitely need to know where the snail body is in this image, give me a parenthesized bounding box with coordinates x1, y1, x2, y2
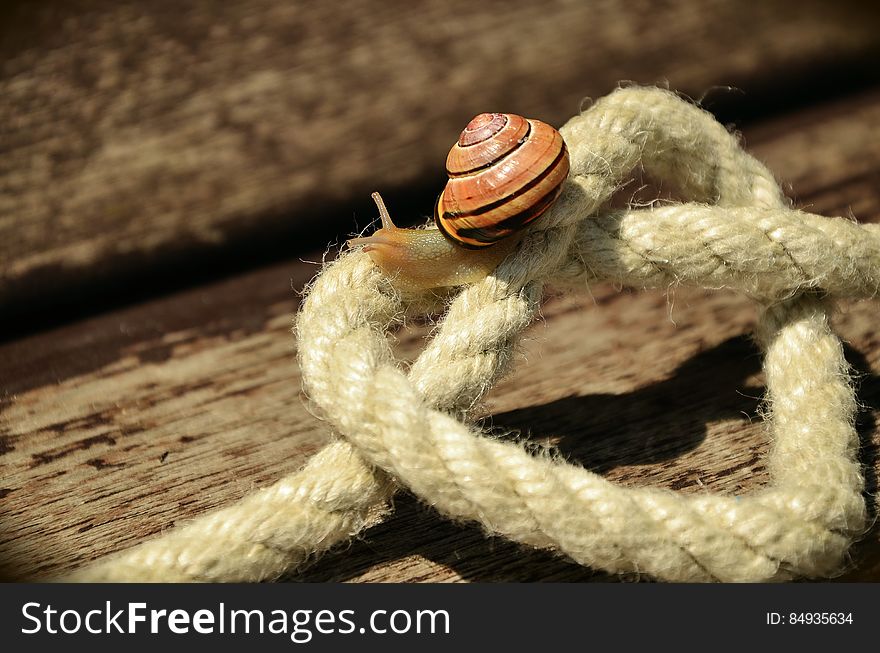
(348, 113, 569, 290)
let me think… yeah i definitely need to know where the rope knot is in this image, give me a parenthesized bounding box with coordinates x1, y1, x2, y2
(295, 86, 873, 582)
(70, 86, 878, 583)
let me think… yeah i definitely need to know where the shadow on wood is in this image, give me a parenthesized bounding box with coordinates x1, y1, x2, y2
(483, 336, 762, 477)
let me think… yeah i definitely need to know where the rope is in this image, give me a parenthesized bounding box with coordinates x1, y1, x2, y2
(68, 86, 875, 582)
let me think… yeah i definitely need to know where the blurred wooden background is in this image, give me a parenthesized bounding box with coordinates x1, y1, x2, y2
(2, 0, 880, 581)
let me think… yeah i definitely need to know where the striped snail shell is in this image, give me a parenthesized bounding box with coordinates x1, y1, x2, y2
(434, 112, 570, 248)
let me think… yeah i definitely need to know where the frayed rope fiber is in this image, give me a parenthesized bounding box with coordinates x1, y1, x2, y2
(68, 86, 879, 582)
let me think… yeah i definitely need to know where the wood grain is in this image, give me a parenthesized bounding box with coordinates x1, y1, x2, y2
(2, 88, 880, 581)
(2, 0, 880, 327)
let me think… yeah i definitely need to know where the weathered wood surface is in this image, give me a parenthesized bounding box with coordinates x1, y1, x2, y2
(2, 89, 879, 581)
(2, 0, 880, 327)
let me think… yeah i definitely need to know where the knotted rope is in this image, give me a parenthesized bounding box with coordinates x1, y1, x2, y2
(69, 86, 878, 582)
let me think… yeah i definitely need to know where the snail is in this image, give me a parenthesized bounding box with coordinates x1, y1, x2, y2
(347, 112, 570, 290)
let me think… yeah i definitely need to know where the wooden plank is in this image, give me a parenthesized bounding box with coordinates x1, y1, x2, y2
(2, 89, 880, 581)
(3, 0, 880, 327)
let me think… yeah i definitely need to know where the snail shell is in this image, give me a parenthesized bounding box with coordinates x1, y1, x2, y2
(434, 112, 570, 248)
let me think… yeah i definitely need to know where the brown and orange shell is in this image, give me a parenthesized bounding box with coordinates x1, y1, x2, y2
(434, 113, 570, 249)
